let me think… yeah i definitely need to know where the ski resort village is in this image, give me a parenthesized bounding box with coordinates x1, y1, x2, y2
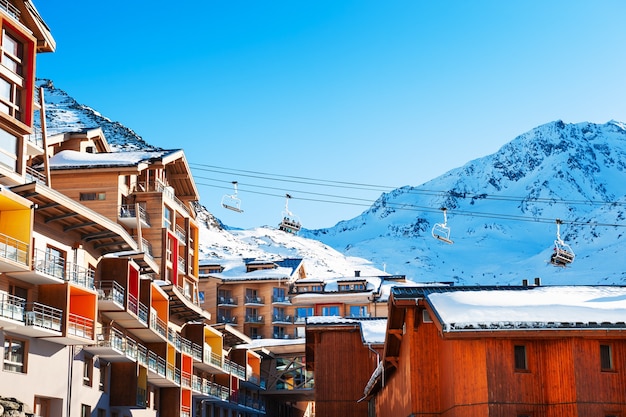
(2, 1, 626, 417)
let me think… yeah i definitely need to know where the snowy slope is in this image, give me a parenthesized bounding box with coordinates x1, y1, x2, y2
(303, 121, 626, 285)
(35, 79, 626, 285)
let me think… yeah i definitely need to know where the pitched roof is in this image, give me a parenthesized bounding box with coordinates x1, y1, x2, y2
(392, 285, 626, 332)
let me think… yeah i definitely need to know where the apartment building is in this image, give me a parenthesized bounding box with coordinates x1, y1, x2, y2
(199, 258, 406, 341)
(0, 2, 265, 416)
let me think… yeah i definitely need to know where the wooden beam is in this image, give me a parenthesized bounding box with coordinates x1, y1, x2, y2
(45, 212, 79, 223)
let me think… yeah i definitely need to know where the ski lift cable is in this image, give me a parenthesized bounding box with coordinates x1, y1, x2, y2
(190, 162, 626, 207)
(197, 181, 626, 229)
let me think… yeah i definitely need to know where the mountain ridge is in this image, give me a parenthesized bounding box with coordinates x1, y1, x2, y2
(35, 79, 626, 285)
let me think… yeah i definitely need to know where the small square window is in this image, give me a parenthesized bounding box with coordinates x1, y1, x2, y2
(514, 345, 527, 371)
(601, 344, 614, 371)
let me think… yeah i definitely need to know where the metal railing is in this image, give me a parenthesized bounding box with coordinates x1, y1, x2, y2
(25, 302, 63, 331)
(245, 315, 264, 324)
(218, 296, 238, 306)
(96, 281, 125, 306)
(66, 263, 95, 289)
(273, 314, 293, 324)
(0, 0, 20, 19)
(0, 233, 29, 266)
(25, 165, 47, 185)
(119, 204, 151, 226)
(0, 292, 24, 321)
(175, 224, 186, 243)
(272, 295, 291, 304)
(245, 295, 265, 305)
(150, 311, 167, 338)
(177, 256, 186, 274)
(32, 248, 64, 279)
(67, 313, 94, 339)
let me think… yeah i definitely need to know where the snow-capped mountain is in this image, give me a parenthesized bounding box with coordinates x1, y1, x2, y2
(303, 120, 626, 285)
(36, 79, 626, 285)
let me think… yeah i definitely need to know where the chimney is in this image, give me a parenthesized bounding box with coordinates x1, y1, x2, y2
(534, 277, 541, 286)
(354, 270, 360, 277)
(522, 279, 529, 287)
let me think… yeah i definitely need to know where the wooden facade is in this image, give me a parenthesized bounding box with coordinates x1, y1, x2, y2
(368, 286, 626, 417)
(306, 318, 384, 417)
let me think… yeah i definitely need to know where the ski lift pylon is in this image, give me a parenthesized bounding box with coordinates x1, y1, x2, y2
(432, 207, 453, 244)
(278, 193, 301, 234)
(221, 181, 243, 213)
(549, 218, 575, 267)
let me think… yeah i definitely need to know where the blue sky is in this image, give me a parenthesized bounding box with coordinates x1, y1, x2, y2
(35, 0, 626, 230)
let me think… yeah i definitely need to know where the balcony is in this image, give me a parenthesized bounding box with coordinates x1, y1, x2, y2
(146, 351, 180, 388)
(84, 327, 138, 362)
(102, 292, 149, 332)
(0, 232, 29, 273)
(245, 315, 264, 325)
(0, 293, 63, 338)
(175, 224, 186, 245)
(193, 346, 227, 374)
(66, 263, 95, 290)
(25, 166, 47, 185)
(272, 295, 291, 305)
(218, 296, 238, 307)
(133, 180, 190, 217)
(244, 296, 265, 305)
(67, 312, 94, 339)
(0, 0, 20, 20)
(96, 280, 125, 311)
(149, 310, 168, 340)
(118, 204, 151, 229)
(193, 377, 230, 401)
(168, 327, 195, 356)
(273, 314, 293, 324)
(224, 358, 246, 380)
(25, 127, 44, 155)
(177, 256, 186, 275)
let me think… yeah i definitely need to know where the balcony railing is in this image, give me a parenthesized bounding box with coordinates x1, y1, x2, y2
(96, 280, 125, 306)
(224, 359, 246, 379)
(177, 256, 186, 274)
(272, 295, 291, 304)
(0, 232, 29, 266)
(245, 296, 265, 305)
(133, 180, 190, 216)
(134, 237, 154, 259)
(191, 342, 202, 361)
(0, 292, 23, 321)
(25, 302, 63, 332)
(97, 327, 125, 352)
(218, 296, 238, 306)
(66, 263, 95, 289)
(166, 363, 181, 385)
(32, 248, 64, 279)
(67, 313, 94, 339)
(181, 370, 192, 389)
(127, 294, 149, 325)
(0, 0, 20, 20)
(25, 165, 47, 185)
(273, 314, 293, 324)
(150, 311, 167, 338)
(209, 351, 223, 369)
(148, 351, 166, 377)
(168, 327, 194, 354)
(119, 204, 151, 226)
(245, 315, 264, 324)
(175, 224, 186, 243)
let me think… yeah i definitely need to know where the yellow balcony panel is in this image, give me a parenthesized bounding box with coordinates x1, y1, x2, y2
(0, 188, 32, 272)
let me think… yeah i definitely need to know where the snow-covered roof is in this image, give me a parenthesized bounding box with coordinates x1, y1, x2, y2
(401, 285, 626, 332)
(48, 149, 181, 169)
(306, 316, 387, 345)
(207, 257, 303, 281)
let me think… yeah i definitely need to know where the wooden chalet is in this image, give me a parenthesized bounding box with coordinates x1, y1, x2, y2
(366, 284, 626, 417)
(305, 317, 386, 417)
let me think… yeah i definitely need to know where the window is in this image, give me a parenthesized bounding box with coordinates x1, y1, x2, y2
(250, 327, 260, 339)
(273, 287, 287, 302)
(601, 344, 614, 371)
(514, 345, 527, 371)
(83, 355, 93, 386)
(1, 30, 23, 75)
(163, 205, 173, 230)
(295, 307, 313, 322)
(99, 361, 108, 392)
(321, 306, 340, 316)
(80, 404, 91, 417)
(312, 285, 323, 292)
(273, 326, 286, 339)
(3, 336, 26, 372)
(0, 128, 17, 170)
(422, 309, 433, 323)
(79, 192, 106, 201)
(274, 307, 286, 322)
(198, 291, 205, 304)
(349, 305, 368, 317)
(45, 245, 66, 279)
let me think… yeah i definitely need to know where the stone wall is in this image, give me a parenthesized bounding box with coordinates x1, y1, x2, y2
(0, 397, 34, 417)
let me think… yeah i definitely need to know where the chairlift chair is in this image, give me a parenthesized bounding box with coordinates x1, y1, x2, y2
(432, 208, 453, 244)
(278, 194, 301, 234)
(221, 181, 243, 213)
(550, 219, 575, 267)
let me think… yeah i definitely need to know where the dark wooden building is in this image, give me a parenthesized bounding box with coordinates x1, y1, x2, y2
(366, 285, 626, 417)
(306, 317, 386, 417)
